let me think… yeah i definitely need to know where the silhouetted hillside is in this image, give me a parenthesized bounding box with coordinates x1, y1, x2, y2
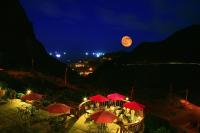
(89, 25, 200, 104)
(131, 24, 200, 63)
(112, 25, 200, 63)
(0, 0, 65, 75)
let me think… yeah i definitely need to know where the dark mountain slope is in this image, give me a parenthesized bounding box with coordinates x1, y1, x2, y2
(89, 25, 200, 105)
(129, 24, 200, 63)
(0, 0, 65, 75)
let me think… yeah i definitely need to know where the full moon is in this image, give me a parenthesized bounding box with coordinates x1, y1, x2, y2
(121, 36, 133, 47)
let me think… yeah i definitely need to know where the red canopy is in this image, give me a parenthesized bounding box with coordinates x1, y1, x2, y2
(123, 101, 144, 111)
(47, 103, 70, 114)
(21, 92, 43, 101)
(91, 110, 117, 123)
(89, 94, 108, 102)
(107, 93, 125, 101)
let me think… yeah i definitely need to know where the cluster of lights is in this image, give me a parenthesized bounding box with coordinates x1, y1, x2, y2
(56, 54, 61, 58)
(49, 51, 67, 58)
(79, 71, 92, 76)
(91, 52, 105, 58)
(75, 64, 85, 68)
(49, 51, 105, 59)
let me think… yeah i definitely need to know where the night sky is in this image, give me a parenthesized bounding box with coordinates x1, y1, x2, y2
(19, 0, 200, 53)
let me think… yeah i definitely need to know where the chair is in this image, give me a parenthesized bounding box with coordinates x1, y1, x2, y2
(84, 117, 92, 124)
(87, 124, 97, 133)
(109, 128, 120, 133)
(116, 121, 129, 133)
(85, 105, 89, 110)
(90, 104, 94, 110)
(84, 112, 90, 119)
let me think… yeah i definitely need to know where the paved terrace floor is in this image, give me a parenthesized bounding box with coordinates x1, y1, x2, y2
(68, 113, 120, 133)
(0, 99, 75, 133)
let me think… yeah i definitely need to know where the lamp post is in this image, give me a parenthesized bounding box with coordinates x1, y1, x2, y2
(130, 87, 134, 101)
(31, 58, 34, 70)
(185, 88, 188, 101)
(169, 83, 173, 102)
(131, 81, 136, 101)
(64, 67, 67, 86)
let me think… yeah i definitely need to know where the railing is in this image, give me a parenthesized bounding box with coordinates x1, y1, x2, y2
(117, 118, 144, 133)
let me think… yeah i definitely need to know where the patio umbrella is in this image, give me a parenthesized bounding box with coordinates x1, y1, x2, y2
(91, 110, 118, 132)
(89, 94, 109, 103)
(91, 110, 117, 123)
(21, 92, 43, 101)
(123, 101, 144, 111)
(107, 93, 125, 101)
(47, 103, 70, 114)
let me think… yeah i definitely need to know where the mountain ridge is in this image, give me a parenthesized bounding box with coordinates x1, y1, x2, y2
(0, 0, 65, 76)
(108, 24, 200, 64)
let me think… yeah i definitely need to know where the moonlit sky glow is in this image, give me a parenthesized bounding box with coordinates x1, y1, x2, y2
(19, 0, 200, 53)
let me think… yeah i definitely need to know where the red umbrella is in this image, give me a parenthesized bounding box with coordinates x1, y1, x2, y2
(89, 94, 108, 102)
(91, 110, 117, 123)
(123, 101, 144, 111)
(107, 93, 125, 101)
(47, 103, 70, 114)
(21, 92, 43, 101)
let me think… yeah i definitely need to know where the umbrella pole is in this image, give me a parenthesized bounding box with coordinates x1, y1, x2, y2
(101, 123, 106, 133)
(100, 124, 103, 133)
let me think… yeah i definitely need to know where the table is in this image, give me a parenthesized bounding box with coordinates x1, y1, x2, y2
(68, 114, 120, 133)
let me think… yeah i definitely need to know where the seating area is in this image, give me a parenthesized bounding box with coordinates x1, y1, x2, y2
(0, 88, 145, 133)
(75, 93, 145, 133)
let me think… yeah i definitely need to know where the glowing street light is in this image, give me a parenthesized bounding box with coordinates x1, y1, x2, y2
(83, 97, 88, 102)
(56, 54, 61, 58)
(125, 97, 129, 101)
(26, 89, 32, 95)
(89, 67, 93, 71)
(96, 53, 100, 58)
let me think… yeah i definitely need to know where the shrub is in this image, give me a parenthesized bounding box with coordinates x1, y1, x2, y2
(144, 114, 176, 133)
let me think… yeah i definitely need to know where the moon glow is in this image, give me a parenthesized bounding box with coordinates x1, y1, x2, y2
(121, 36, 133, 47)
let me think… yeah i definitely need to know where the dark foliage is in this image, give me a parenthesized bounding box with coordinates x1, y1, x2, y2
(144, 114, 176, 133)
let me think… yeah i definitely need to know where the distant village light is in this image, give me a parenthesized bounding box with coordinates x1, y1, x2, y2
(89, 67, 93, 71)
(56, 54, 61, 58)
(75, 64, 85, 68)
(96, 53, 100, 58)
(93, 52, 105, 58)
